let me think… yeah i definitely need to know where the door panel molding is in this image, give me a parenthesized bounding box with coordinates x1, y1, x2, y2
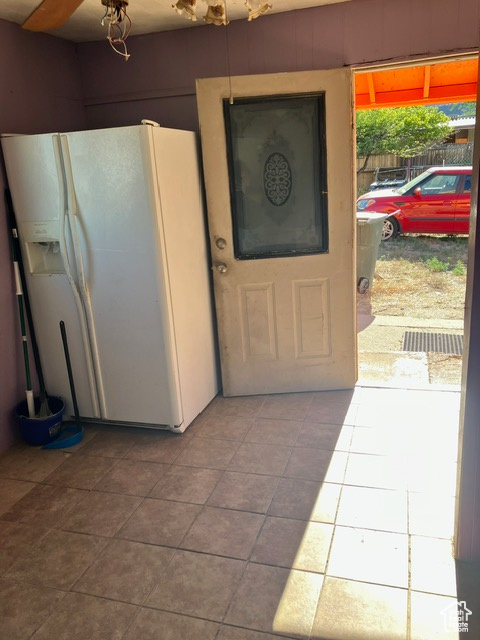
(293, 278, 331, 359)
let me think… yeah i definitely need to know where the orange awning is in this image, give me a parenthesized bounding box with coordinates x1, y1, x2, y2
(355, 58, 478, 110)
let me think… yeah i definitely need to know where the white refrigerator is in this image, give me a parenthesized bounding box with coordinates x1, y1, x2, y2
(2, 123, 218, 432)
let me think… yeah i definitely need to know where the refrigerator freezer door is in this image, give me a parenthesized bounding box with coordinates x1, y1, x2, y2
(61, 125, 183, 427)
(2, 133, 101, 419)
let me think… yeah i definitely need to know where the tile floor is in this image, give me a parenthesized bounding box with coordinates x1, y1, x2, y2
(0, 385, 479, 640)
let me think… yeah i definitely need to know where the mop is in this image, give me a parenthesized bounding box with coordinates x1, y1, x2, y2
(5, 189, 52, 418)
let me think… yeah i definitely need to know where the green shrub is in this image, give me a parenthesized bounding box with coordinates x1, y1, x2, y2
(425, 257, 449, 272)
(452, 260, 466, 276)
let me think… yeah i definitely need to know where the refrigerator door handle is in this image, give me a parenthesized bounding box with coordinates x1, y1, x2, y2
(53, 135, 102, 418)
(59, 135, 107, 419)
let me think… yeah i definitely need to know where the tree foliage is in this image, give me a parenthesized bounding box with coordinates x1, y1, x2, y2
(356, 106, 452, 173)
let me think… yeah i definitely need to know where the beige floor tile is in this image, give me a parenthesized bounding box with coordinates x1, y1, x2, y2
(327, 526, 408, 588)
(336, 485, 408, 533)
(174, 437, 240, 469)
(122, 608, 219, 640)
(195, 414, 254, 441)
(409, 493, 455, 539)
(0, 446, 70, 482)
(31, 592, 138, 640)
(410, 536, 457, 596)
(149, 465, 222, 503)
(245, 418, 302, 446)
(146, 550, 245, 620)
(0, 477, 36, 516)
(251, 517, 333, 573)
(284, 448, 348, 483)
(59, 490, 142, 537)
(43, 454, 114, 489)
(94, 458, 170, 496)
(268, 478, 341, 523)
(217, 627, 298, 640)
(228, 442, 292, 476)
(258, 393, 314, 421)
(79, 429, 139, 458)
(225, 562, 323, 637)
(1, 483, 86, 528)
(0, 578, 66, 640)
(206, 395, 265, 418)
(5, 529, 107, 589)
(208, 471, 278, 513)
(408, 460, 458, 496)
(349, 425, 411, 456)
(180, 506, 264, 559)
(359, 387, 413, 407)
(354, 404, 413, 429)
(306, 398, 358, 425)
(312, 576, 407, 640)
(116, 497, 201, 546)
(344, 453, 408, 490)
(311, 389, 363, 406)
(74, 538, 174, 604)
(127, 432, 190, 464)
(410, 591, 462, 640)
(0, 521, 49, 574)
(296, 422, 353, 451)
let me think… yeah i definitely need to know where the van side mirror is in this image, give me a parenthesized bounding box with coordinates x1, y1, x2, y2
(413, 187, 422, 197)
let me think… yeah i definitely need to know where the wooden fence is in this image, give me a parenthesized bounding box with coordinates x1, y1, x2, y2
(356, 143, 474, 195)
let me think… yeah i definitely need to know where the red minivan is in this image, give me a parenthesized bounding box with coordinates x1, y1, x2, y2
(356, 166, 472, 240)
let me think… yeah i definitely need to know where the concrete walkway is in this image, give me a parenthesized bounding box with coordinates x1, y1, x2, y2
(357, 310, 463, 388)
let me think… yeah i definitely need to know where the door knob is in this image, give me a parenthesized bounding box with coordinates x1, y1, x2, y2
(214, 262, 228, 274)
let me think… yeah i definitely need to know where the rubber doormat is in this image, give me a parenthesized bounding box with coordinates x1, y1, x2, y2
(402, 331, 464, 356)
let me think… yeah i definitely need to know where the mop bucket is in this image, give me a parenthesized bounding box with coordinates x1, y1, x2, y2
(14, 396, 65, 446)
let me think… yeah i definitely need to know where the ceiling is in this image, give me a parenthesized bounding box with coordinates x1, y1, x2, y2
(356, 58, 479, 110)
(0, 0, 352, 42)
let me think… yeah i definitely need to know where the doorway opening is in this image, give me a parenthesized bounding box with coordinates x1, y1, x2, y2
(353, 55, 477, 388)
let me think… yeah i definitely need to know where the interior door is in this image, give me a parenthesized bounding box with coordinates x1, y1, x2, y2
(197, 70, 356, 396)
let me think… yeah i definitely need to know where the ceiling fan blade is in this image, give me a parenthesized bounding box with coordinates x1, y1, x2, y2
(22, 0, 85, 32)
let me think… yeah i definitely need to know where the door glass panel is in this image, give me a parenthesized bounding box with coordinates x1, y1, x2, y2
(224, 94, 328, 259)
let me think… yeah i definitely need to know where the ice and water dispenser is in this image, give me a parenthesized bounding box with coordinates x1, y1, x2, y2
(22, 221, 65, 275)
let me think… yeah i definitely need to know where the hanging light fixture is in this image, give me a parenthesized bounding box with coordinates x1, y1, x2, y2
(172, 0, 272, 25)
(101, 0, 132, 61)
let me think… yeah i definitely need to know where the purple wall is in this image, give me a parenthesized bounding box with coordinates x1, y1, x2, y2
(0, 19, 86, 453)
(77, 0, 480, 131)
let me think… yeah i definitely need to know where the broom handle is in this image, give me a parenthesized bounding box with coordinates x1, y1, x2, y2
(5, 189, 47, 400)
(14, 261, 35, 417)
(59, 321, 81, 428)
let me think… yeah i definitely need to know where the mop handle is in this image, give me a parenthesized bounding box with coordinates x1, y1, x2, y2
(59, 321, 81, 427)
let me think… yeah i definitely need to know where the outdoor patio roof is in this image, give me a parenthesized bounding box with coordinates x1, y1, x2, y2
(355, 58, 478, 110)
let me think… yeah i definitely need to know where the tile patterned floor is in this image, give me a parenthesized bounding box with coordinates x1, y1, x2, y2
(0, 384, 479, 640)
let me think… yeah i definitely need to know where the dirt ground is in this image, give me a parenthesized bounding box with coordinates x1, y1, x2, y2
(371, 235, 467, 319)
(427, 353, 463, 385)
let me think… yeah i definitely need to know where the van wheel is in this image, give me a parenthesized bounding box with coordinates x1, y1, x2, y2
(382, 217, 400, 241)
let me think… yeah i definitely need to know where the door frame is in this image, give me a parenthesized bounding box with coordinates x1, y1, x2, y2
(353, 52, 480, 560)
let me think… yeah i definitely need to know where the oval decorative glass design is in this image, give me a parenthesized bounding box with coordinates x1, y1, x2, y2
(264, 152, 292, 206)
